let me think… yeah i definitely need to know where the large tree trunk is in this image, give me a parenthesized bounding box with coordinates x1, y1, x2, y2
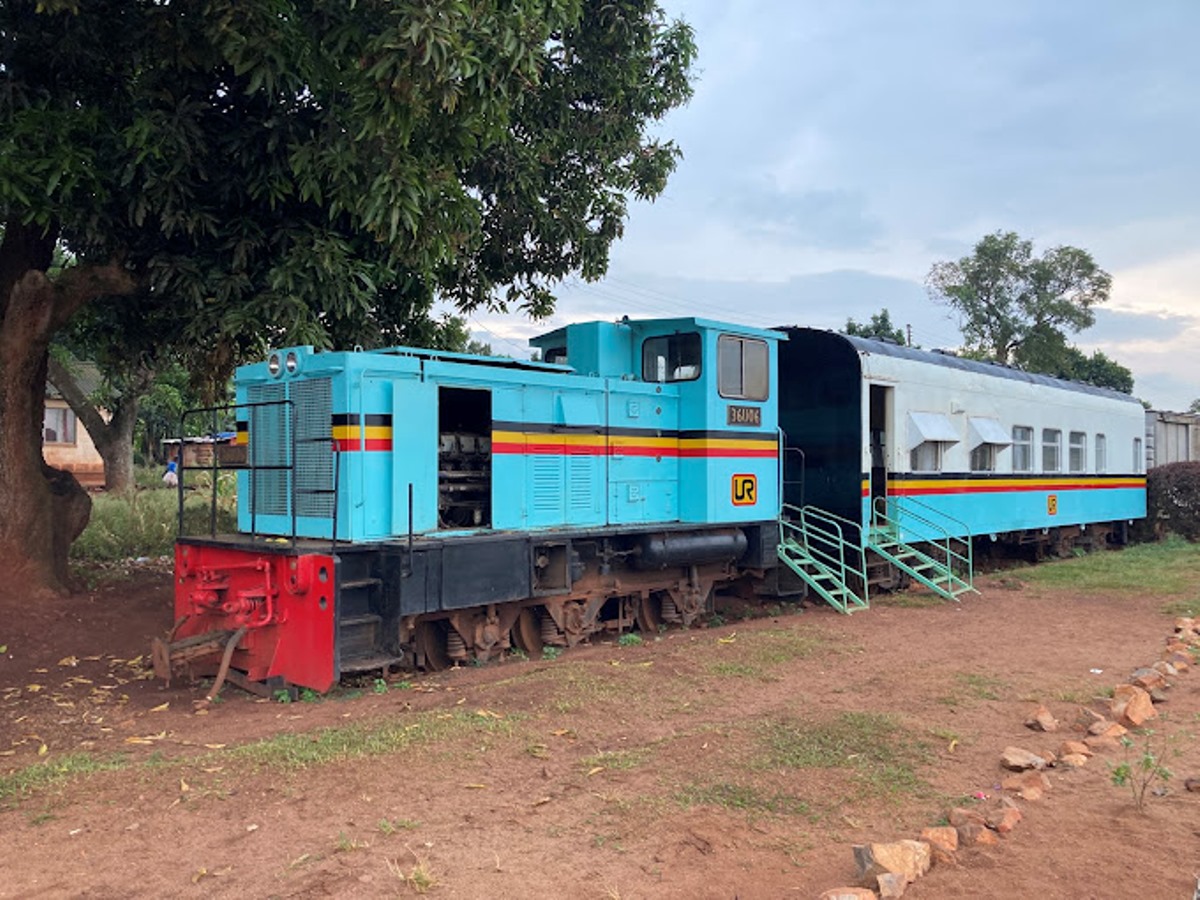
(0, 222, 134, 593)
(47, 357, 146, 493)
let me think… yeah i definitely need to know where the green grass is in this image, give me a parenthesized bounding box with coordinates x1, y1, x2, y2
(228, 708, 516, 771)
(760, 711, 929, 799)
(72, 473, 237, 561)
(736, 628, 831, 667)
(0, 753, 128, 805)
(675, 781, 812, 817)
(1016, 536, 1200, 598)
(582, 748, 651, 772)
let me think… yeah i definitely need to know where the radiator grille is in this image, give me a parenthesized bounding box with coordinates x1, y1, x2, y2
(532, 456, 563, 513)
(568, 457, 592, 513)
(292, 378, 334, 518)
(247, 383, 288, 517)
(246, 378, 334, 522)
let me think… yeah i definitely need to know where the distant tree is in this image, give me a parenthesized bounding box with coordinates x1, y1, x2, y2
(926, 231, 1112, 364)
(1026, 342, 1134, 394)
(844, 308, 907, 344)
(1189, 399, 1200, 414)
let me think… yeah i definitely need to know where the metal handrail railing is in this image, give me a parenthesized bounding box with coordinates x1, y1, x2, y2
(176, 399, 341, 551)
(871, 495, 973, 586)
(779, 502, 868, 599)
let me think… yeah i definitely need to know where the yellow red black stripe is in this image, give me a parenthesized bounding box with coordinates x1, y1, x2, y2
(491, 422, 777, 459)
(235, 421, 248, 446)
(859, 473, 1146, 496)
(332, 413, 393, 451)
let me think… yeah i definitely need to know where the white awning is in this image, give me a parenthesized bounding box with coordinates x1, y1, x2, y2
(968, 416, 1012, 447)
(907, 412, 960, 450)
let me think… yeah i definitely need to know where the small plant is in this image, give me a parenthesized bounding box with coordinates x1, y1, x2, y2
(334, 831, 367, 852)
(393, 680, 413, 690)
(273, 689, 292, 704)
(387, 857, 437, 894)
(708, 613, 726, 628)
(299, 688, 321, 703)
(377, 817, 419, 835)
(542, 646, 562, 661)
(509, 648, 529, 661)
(617, 633, 642, 647)
(372, 678, 389, 695)
(1110, 730, 1173, 811)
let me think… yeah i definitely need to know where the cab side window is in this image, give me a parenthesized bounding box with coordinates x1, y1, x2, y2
(642, 333, 702, 383)
(718, 335, 769, 401)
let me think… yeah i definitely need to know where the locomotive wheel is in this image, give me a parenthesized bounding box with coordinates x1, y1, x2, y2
(636, 594, 664, 634)
(510, 608, 544, 659)
(414, 620, 451, 672)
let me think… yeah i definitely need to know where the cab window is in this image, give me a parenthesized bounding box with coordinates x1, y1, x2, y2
(642, 333, 702, 383)
(717, 335, 769, 401)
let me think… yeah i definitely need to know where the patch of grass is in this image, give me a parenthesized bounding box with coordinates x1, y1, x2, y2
(870, 592, 945, 609)
(542, 646, 563, 661)
(72, 476, 237, 562)
(334, 830, 368, 853)
(1017, 536, 1200, 597)
(387, 857, 437, 894)
(706, 661, 764, 679)
(732, 628, 831, 668)
(377, 817, 420, 835)
(675, 781, 812, 817)
(582, 748, 651, 772)
(0, 753, 127, 805)
(940, 672, 1007, 706)
(1161, 598, 1200, 619)
(760, 711, 929, 799)
(227, 709, 516, 771)
(617, 633, 643, 647)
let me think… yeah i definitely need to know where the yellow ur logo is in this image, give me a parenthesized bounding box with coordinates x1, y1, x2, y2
(732, 474, 757, 506)
(1047, 494, 1058, 516)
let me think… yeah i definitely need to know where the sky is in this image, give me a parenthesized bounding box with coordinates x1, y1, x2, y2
(462, 0, 1200, 411)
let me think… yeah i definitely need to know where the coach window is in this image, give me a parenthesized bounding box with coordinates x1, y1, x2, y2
(1042, 428, 1061, 473)
(642, 333, 701, 383)
(968, 416, 1009, 473)
(1069, 431, 1086, 473)
(911, 441, 944, 473)
(1012, 426, 1033, 472)
(1095, 434, 1107, 473)
(717, 335, 769, 401)
(1133, 437, 1143, 473)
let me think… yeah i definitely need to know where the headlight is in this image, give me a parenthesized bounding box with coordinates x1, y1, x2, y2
(285, 351, 299, 374)
(267, 353, 282, 377)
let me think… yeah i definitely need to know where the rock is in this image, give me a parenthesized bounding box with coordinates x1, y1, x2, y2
(1130, 667, 1168, 691)
(1025, 704, 1059, 732)
(1165, 639, 1190, 654)
(1153, 660, 1178, 677)
(1039, 749, 1058, 767)
(1001, 746, 1048, 770)
(1150, 687, 1169, 704)
(1058, 739, 1092, 757)
(1073, 707, 1105, 731)
(948, 807, 986, 828)
(877, 872, 907, 899)
(1084, 734, 1121, 752)
(1184, 777, 1200, 793)
(1060, 752, 1089, 768)
(1001, 770, 1051, 800)
(1176, 616, 1195, 633)
(1110, 684, 1158, 727)
(819, 889, 878, 900)
(1087, 718, 1127, 738)
(853, 840, 931, 885)
(919, 826, 958, 855)
(986, 804, 1023, 834)
(1165, 652, 1191, 672)
(956, 822, 1000, 846)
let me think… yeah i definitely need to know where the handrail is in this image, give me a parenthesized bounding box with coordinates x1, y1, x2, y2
(871, 495, 973, 587)
(177, 399, 341, 550)
(779, 502, 868, 602)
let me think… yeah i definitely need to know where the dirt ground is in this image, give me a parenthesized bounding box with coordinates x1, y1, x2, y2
(2, 561, 1199, 900)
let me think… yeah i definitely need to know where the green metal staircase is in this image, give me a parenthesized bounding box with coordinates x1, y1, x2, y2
(777, 504, 869, 613)
(867, 497, 976, 601)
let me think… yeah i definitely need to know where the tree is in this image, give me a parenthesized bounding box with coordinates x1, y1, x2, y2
(0, 1, 696, 592)
(1025, 342, 1135, 394)
(926, 231, 1112, 364)
(1188, 399, 1200, 414)
(844, 308, 907, 344)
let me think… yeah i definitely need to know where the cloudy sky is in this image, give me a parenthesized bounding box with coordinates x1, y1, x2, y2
(466, 0, 1200, 410)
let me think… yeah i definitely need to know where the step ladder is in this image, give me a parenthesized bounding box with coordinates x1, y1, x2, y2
(777, 504, 869, 614)
(867, 497, 977, 602)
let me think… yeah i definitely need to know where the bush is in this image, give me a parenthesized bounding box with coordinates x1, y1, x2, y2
(1146, 461, 1200, 541)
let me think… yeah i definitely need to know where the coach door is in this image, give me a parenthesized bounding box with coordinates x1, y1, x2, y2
(868, 384, 893, 519)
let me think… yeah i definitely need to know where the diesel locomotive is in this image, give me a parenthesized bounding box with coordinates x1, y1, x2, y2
(152, 316, 1146, 694)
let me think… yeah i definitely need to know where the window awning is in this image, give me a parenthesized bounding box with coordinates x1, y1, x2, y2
(907, 412, 960, 450)
(968, 416, 1012, 447)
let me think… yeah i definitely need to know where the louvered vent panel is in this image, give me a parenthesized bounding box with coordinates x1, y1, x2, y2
(247, 383, 288, 517)
(531, 456, 563, 513)
(568, 457, 592, 513)
(292, 378, 334, 519)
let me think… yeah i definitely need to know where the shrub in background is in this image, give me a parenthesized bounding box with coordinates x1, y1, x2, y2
(1145, 461, 1200, 541)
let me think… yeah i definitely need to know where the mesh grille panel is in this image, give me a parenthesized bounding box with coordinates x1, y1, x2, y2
(247, 383, 288, 517)
(532, 457, 562, 512)
(568, 457, 592, 513)
(293, 378, 334, 518)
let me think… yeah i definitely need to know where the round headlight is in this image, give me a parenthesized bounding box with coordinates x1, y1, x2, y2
(267, 353, 282, 377)
(285, 351, 299, 374)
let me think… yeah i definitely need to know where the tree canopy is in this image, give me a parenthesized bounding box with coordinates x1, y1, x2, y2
(926, 231, 1132, 392)
(0, 0, 697, 591)
(844, 308, 907, 345)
